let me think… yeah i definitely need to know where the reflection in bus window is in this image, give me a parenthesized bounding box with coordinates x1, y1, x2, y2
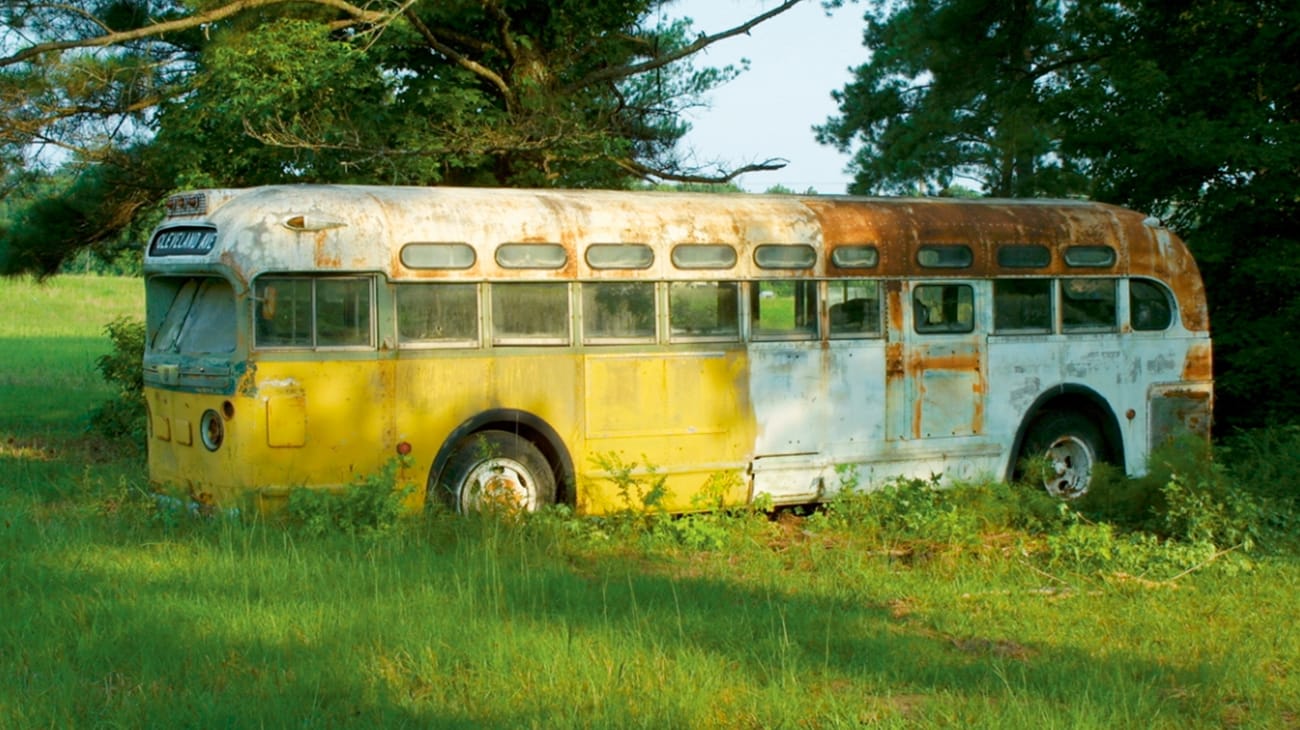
(1062, 278, 1117, 331)
(914, 284, 974, 333)
(583, 282, 655, 342)
(669, 281, 739, 341)
(994, 279, 1052, 333)
(256, 278, 313, 347)
(491, 282, 569, 343)
(397, 283, 478, 345)
(917, 245, 973, 268)
(1131, 279, 1174, 331)
(831, 245, 879, 269)
(828, 280, 882, 337)
(316, 278, 372, 347)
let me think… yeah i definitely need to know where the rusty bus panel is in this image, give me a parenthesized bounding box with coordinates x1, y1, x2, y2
(1149, 385, 1212, 448)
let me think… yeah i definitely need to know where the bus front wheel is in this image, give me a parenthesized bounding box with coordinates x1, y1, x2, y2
(1022, 412, 1104, 499)
(438, 430, 557, 514)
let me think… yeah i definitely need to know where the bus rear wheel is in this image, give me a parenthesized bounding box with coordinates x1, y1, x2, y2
(438, 430, 556, 514)
(1022, 412, 1104, 499)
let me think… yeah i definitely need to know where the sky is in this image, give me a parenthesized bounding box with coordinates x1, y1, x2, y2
(666, 0, 867, 194)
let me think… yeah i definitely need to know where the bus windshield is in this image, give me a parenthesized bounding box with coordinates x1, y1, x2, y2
(148, 276, 237, 354)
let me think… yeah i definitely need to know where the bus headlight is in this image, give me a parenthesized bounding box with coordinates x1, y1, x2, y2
(200, 409, 224, 451)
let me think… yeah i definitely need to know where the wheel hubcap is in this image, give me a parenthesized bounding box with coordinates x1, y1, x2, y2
(460, 457, 537, 513)
(1042, 436, 1095, 499)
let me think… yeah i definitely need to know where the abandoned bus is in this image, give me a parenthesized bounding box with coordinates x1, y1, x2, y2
(142, 185, 1212, 514)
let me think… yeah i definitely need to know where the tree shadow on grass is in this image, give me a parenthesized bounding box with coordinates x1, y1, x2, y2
(3, 512, 1241, 728)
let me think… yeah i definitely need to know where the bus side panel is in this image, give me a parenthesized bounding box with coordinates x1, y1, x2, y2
(581, 349, 753, 513)
(252, 359, 395, 504)
(147, 358, 397, 509)
(393, 351, 582, 507)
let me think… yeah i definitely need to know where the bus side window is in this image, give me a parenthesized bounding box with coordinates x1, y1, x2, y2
(490, 282, 570, 344)
(1130, 279, 1174, 331)
(315, 278, 373, 347)
(913, 284, 974, 334)
(1062, 278, 1117, 332)
(396, 283, 479, 345)
(828, 280, 881, 337)
(751, 280, 818, 340)
(669, 281, 740, 341)
(994, 279, 1052, 333)
(255, 278, 313, 347)
(583, 282, 656, 342)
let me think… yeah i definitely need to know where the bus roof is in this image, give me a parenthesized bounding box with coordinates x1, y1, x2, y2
(145, 184, 1206, 329)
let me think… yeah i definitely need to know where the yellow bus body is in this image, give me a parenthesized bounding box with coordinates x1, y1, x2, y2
(142, 185, 1212, 514)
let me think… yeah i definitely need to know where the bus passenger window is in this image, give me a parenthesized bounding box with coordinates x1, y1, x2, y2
(913, 284, 974, 334)
(669, 281, 739, 341)
(491, 282, 570, 344)
(256, 278, 313, 347)
(1062, 279, 1117, 331)
(828, 280, 881, 337)
(751, 281, 818, 340)
(1130, 279, 1174, 331)
(583, 282, 656, 342)
(315, 278, 373, 347)
(994, 279, 1052, 333)
(397, 283, 478, 345)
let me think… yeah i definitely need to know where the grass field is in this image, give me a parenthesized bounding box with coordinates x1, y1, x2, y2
(2, 275, 1298, 728)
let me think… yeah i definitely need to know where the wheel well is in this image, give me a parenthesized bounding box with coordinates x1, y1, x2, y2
(428, 409, 575, 505)
(1007, 388, 1125, 481)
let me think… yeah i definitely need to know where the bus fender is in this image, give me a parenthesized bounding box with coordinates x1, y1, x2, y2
(427, 408, 576, 505)
(1006, 384, 1125, 482)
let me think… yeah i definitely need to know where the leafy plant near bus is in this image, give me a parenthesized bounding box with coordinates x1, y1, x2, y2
(89, 316, 146, 445)
(284, 457, 413, 538)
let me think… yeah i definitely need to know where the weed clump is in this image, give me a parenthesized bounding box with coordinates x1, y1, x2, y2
(89, 316, 146, 446)
(284, 458, 413, 538)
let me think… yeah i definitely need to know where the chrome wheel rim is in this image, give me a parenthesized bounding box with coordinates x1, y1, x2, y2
(1042, 435, 1095, 499)
(459, 457, 538, 513)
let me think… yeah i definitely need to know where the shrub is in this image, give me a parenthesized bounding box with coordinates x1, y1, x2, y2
(284, 458, 412, 538)
(90, 316, 146, 444)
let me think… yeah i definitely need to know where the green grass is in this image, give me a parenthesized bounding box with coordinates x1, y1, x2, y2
(2, 275, 1299, 728)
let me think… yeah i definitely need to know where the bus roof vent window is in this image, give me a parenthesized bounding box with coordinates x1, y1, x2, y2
(831, 245, 879, 269)
(401, 242, 476, 270)
(917, 244, 973, 268)
(1064, 245, 1117, 268)
(496, 243, 567, 269)
(671, 244, 737, 270)
(754, 244, 816, 269)
(587, 243, 654, 269)
(997, 244, 1051, 268)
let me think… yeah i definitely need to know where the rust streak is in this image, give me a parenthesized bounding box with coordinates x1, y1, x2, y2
(1182, 340, 1213, 382)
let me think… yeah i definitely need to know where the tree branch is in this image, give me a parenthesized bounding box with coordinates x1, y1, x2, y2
(0, 0, 388, 68)
(563, 0, 805, 95)
(615, 156, 788, 184)
(402, 8, 517, 112)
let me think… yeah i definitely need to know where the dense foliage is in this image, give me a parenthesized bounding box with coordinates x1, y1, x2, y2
(0, 0, 796, 274)
(821, 0, 1300, 430)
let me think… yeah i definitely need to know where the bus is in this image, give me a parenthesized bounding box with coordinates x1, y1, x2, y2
(142, 185, 1212, 514)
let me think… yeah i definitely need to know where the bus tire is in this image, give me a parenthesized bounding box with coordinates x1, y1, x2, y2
(1021, 412, 1104, 499)
(437, 430, 557, 514)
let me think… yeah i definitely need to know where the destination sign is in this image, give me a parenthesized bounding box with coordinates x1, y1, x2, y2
(149, 227, 217, 257)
